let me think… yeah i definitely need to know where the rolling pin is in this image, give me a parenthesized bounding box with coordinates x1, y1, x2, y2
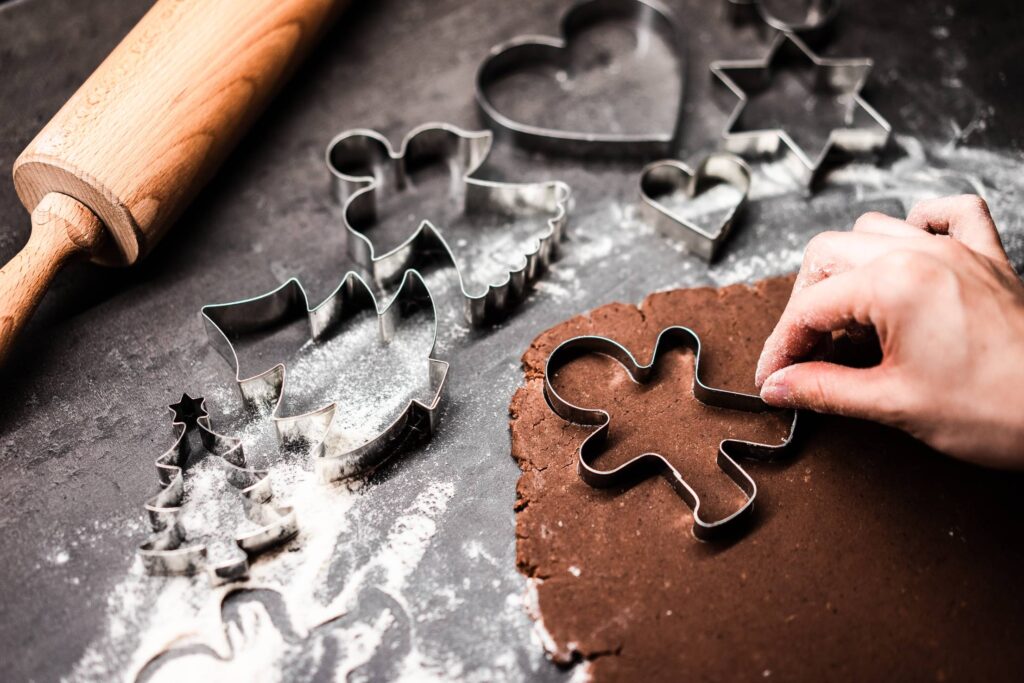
(0, 0, 347, 363)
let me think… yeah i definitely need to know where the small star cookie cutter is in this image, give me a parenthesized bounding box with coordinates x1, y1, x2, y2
(139, 394, 298, 585)
(475, 0, 685, 158)
(639, 152, 752, 261)
(202, 270, 448, 483)
(543, 328, 800, 540)
(710, 32, 891, 188)
(326, 123, 570, 325)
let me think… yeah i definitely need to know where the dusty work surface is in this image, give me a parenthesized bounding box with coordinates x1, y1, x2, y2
(1, 0, 1024, 681)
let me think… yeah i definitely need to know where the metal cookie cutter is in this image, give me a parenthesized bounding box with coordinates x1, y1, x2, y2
(475, 0, 685, 158)
(710, 32, 891, 188)
(724, 0, 840, 41)
(639, 152, 752, 261)
(544, 328, 799, 541)
(202, 270, 448, 483)
(327, 123, 570, 325)
(139, 394, 298, 585)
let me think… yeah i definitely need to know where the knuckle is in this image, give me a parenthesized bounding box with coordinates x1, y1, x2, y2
(810, 373, 839, 413)
(931, 234, 965, 258)
(800, 232, 834, 273)
(877, 249, 922, 274)
(907, 198, 932, 218)
(959, 193, 991, 218)
(803, 231, 841, 262)
(853, 212, 886, 232)
(878, 385, 917, 431)
(806, 230, 840, 252)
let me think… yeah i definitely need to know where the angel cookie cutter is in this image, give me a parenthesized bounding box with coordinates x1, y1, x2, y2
(326, 123, 570, 325)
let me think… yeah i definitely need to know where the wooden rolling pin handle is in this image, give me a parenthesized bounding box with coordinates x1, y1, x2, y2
(0, 193, 104, 363)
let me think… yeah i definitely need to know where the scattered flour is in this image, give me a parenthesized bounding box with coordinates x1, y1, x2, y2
(68, 300, 456, 681)
(66, 135, 1024, 683)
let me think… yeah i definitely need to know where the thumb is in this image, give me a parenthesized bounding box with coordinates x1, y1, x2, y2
(759, 362, 896, 422)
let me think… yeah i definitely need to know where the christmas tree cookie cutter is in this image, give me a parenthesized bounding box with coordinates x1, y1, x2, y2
(710, 32, 891, 188)
(326, 123, 570, 325)
(139, 394, 298, 585)
(474, 0, 685, 158)
(202, 270, 448, 484)
(543, 327, 800, 540)
(639, 152, 752, 261)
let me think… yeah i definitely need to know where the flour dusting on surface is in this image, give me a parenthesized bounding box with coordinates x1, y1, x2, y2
(65, 136, 1024, 683)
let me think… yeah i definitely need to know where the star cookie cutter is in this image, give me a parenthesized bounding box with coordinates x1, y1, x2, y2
(326, 123, 570, 325)
(543, 328, 800, 540)
(724, 0, 840, 39)
(202, 270, 448, 483)
(710, 32, 891, 188)
(139, 394, 298, 585)
(475, 0, 685, 157)
(639, 152, 752, 261)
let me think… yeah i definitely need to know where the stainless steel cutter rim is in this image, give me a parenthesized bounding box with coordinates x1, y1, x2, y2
(710, 32, 891, 186)
(474, 0, 686, 157)
(139, 394, 299, 585)
(726, 0, 841, 35)
(543, 327, 799, 541)
(201, 269, 449, 484)
(638, 152, 752, 261)
(325, 122, 571, 325)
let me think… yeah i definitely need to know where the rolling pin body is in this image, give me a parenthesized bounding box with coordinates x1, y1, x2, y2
(0, 0, 344, 363)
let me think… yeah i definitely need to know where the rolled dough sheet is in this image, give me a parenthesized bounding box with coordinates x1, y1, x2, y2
(509, 275, 1024, 681)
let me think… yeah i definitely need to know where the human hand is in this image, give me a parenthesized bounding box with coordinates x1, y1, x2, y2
(755, 195, 1024, 468)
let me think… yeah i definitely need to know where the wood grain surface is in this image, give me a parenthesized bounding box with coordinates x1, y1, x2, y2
(13, 0, 344, 266)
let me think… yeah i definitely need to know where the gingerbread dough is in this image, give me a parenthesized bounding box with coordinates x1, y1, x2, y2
(510, 276, 1024, 681)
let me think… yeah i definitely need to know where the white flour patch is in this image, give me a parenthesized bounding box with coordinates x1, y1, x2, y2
(68, 475, 455, 682)
(67, 301, 455, 681)
(525, 578, 573, 664)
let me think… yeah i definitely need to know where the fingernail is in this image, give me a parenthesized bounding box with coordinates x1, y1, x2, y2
(754, 358, 768, 388)
(760, 371, 791, 405)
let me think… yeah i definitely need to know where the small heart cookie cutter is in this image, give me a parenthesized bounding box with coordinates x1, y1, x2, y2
(724, 0, 840, 41)
(475, 0, 685, 158)
(639, 152, 752, 261)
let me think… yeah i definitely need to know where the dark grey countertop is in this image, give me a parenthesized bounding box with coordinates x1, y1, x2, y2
(1, 1, 1022, 681)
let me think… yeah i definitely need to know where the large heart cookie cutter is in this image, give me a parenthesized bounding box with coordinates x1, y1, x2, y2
(639, 153, 752, 261)
(475, 0, 685, 158)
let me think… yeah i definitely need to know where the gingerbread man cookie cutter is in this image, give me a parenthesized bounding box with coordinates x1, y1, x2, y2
(543, 328, 800, 540)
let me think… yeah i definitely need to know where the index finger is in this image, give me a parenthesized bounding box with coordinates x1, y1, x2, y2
(755, 268, 874, 387)
(905, 195, 1010, 264)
